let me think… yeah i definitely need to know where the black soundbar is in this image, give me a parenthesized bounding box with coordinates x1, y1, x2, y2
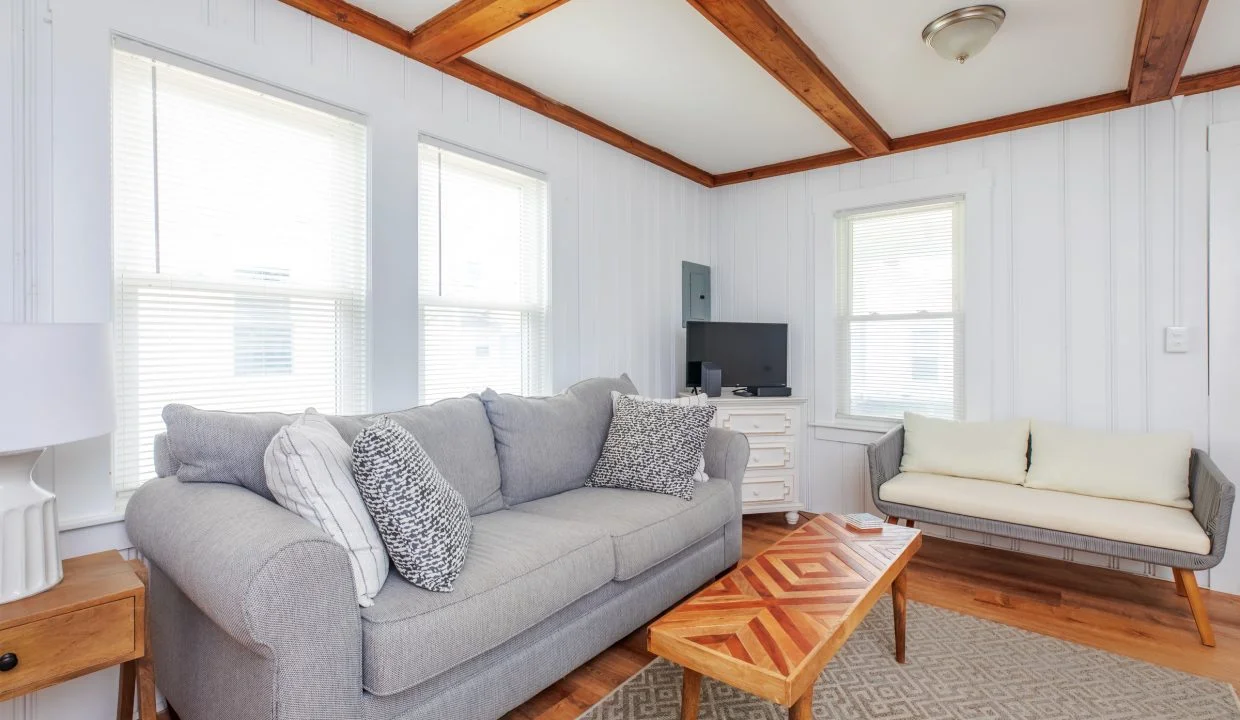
(732, 386, 793, 397)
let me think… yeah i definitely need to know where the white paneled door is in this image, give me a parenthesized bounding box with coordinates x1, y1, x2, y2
(1208, 121, 1240, 596)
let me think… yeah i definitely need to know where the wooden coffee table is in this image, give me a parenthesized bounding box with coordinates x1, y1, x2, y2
(648, 514, 922, 719)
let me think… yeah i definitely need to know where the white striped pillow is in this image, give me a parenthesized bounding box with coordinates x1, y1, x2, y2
(264, 409, 389, 606)
(610, 391, 710, 482)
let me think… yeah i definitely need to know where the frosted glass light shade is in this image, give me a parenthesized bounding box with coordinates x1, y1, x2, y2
(0, 323, 114, 453)
(923, 5, 1006, 64)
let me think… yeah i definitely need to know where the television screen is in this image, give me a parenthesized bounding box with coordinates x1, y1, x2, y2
(686, 321, 788, 389)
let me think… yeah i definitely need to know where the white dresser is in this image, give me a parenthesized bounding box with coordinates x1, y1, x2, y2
(686, 393, 808, 524)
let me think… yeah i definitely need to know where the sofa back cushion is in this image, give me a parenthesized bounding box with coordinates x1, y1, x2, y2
(1024, 420, 1193, 508)
(161, 404, 294, 500)
(160, 395, 505, 515)
(481, 375, 639, 505)
(346, 397, 504, 516)
(900, 412, 1030, 485)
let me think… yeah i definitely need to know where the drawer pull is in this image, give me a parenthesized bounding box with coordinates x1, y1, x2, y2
(0, 653, 17, 672)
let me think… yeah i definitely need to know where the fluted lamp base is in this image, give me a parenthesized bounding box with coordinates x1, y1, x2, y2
(0, 449, 62, 604)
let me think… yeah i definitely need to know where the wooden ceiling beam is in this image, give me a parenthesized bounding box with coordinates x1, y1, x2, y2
(409, 0, 572, 65)
(277, 0, 412, 55)
(442, 59, 716, 185)
(717, 63, 1240, 185)
(1128, 0, 1210, 103)
(686, 0, 891, 157)
(276, 0, 714, 186)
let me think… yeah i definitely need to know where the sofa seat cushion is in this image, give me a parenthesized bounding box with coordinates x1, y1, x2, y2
(511, 480, 735, 581)
(879, 472, 1210, 555)
(360, 510, 614, 695)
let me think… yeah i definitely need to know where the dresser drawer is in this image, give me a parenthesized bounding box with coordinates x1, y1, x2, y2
(0, 598, 135, 697)
(747, 440, 796, 470)
(741, 476, 795, 505)
(719, 406, 799, 435)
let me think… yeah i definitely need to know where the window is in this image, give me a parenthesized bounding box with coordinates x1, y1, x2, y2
(111, 46, 368, 494)
(417, 142, 549, 403)
(836, 199, 962, 422)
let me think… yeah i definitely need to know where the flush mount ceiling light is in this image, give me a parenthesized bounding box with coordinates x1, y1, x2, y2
(922, 5, 1006, 64)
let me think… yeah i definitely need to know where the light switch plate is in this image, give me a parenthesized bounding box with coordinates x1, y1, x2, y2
(1165, 326, 1189, 353)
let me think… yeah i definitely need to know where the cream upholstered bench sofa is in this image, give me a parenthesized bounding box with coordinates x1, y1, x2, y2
(867, 414, 1234, 646)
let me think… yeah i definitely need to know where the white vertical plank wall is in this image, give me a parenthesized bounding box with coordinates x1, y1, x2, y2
(1, 0, 708, 716)
(709, 88, 1240, 593)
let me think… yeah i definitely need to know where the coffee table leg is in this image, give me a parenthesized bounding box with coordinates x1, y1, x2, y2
(893, 568, 908, 664)
(789, 680, 814, 720)
(681, 667, 702, 720)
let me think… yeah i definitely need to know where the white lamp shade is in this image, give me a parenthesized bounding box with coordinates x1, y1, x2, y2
(0, 323, 114, 452)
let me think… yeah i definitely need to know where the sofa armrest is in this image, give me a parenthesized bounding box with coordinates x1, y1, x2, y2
(866, 425, 905, 506)
(126, 477, 362, 717)
(1189, 449, 1236, 560)
(705, 427, 749, 494)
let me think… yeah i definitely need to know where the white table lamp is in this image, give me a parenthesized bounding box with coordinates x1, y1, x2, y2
(0, 323, 113, 603)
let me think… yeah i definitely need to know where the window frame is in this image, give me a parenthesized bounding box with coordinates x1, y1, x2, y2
(415, 138, 551, 404)
(834, 197, 966, 424)
(110, 42, 370, 496)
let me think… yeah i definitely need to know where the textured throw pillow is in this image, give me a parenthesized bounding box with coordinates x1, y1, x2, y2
(587, 395, 717, 500)
(611, 391, 710, 482)
(264, 410, 388, 607)
(351, 417, 472, 592)
(900, 412, 1031, 485)
(1025, 420, 1193, 509)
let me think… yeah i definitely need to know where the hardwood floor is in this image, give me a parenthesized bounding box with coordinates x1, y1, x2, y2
(160, 512, 1240, 720)
(505, 512, 1240, 719)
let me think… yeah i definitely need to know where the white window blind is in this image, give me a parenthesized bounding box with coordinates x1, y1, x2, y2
(836, 199, 962, 422)
(417, 142, 549, 403)
(111, 47, 368, 494)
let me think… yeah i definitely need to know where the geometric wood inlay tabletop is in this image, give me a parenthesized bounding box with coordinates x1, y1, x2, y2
(649, 514, 922, 714)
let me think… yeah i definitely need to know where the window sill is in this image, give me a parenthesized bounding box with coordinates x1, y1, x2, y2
(57, 495, 129, 532)
(810, 419, 898, 444)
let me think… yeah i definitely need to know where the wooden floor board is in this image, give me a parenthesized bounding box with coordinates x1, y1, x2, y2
(160, 512, 1240, 720)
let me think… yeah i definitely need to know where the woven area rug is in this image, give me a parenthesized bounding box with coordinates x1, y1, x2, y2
(578, 598, 1239, 720)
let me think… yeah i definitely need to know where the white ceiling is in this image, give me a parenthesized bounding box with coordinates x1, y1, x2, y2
(768, 0, 1140, 137)
(467, 0, 849, 174)
(1184, 0, 1240, 75)
(343, 0, 1237, 175)
(350, 0, 455, 30)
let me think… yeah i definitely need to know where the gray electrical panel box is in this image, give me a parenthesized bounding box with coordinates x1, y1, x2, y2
(682, 261, 711, 327)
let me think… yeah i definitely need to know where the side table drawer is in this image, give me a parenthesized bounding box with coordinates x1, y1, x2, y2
(741, 475, 795, 505)
(0, 598, 135, 697)
(719, 406, 799, 435)
(747, 440, 796, 470)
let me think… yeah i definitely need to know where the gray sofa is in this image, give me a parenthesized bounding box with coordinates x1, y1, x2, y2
(868, 425, 1234, 645)
(124, 377, 750, 720)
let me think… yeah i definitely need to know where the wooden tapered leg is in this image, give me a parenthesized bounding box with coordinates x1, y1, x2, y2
(1174, 571, 1187, 597)
(885, 516, 900, 525)
(905, 519, 916, 528)
(893, 569, 908, 663)
(789, 680, 814, 720)
(116, 660, 136, 720)
(1173, 568, 1215, 646)
(681, 667, 702, 720)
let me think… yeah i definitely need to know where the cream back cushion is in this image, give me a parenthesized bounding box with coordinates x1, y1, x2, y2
(900, 412, 1030, 485)
(1024, 420, 1193, 509)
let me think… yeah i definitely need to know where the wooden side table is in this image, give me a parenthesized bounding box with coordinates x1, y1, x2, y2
(0, 550, 155, 719)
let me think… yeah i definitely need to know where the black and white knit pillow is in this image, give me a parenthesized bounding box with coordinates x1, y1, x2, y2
(352, 417, 472, 592)
(586, 394, 717, 500)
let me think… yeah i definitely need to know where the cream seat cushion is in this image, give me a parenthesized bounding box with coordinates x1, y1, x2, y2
(900, 412, 1030, 485)
(1025, 420, 1193, 509)
(879, 472, 1210, 555)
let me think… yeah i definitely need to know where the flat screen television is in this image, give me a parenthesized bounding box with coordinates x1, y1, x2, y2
(686, 321, 788, 390)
